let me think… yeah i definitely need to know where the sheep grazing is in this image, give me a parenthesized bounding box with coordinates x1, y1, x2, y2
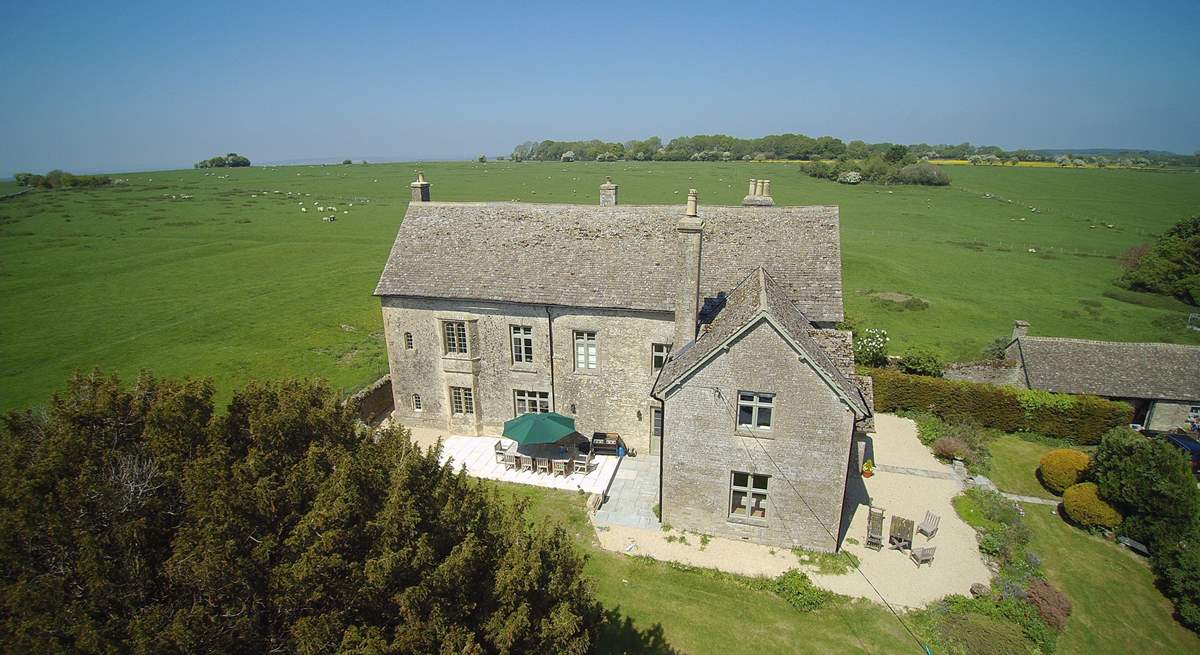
(301, 207, 307, 213)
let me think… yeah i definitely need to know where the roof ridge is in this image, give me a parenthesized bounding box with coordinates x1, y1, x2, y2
(1020, 335, 1200, 350)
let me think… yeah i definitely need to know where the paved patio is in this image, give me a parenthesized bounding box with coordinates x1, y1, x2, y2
(589, 414, 992, 608)
(438, 435, 620, 495)
(593, 455, 661, 529)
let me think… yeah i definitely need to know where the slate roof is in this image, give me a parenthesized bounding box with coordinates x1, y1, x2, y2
(1012, 336, 1200, 400)
(652, 268, 869, 416)
(374, 201, 845, 323)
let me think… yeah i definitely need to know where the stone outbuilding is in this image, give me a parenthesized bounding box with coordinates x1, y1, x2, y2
(374, 175, 873, 550)
(1005, 320, 1200, 432)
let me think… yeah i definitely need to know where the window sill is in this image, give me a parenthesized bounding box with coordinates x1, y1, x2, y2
(573, 369, 601, 376)
(734, 428, 774, 440)
(726, 516, 769, 528)
(510, 364, 540, 374)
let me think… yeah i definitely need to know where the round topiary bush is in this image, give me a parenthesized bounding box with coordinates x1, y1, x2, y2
(1062, 482, 1122, 529)
(1038, 449, 1091, 495)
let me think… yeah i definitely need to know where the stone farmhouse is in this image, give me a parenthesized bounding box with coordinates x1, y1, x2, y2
(375, 174, 874, 550)
(1006, 320, 1200, 432)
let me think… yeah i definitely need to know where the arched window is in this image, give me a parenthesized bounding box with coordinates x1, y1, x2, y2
(404, 332, 414, 350)
(412, 393, 422, 411)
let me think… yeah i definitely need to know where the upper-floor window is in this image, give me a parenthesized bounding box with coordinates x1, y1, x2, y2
(652, 343, 671, 371)
(652, 407, 664, 438)
(514, 389, 550, 415)
(404, 332, 414, 350)
(412, 393, 423, 411)
(574, 331, 597, 370)
(730, 471, 769, 519)
(442, 320, 468, 355)
(737, 391, 774, 430)
(511, 325, 534, 364)
(449, 386, 474, 415)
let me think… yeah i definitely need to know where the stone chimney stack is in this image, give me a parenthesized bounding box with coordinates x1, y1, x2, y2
(742, 178, 774, 206)
(599, 176, 618, 206)
(674, 189, 704, 349)
(1012, 320, 1030, 340)
(410, 171, 431, 202)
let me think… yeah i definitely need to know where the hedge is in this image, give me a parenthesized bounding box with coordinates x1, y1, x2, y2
(870, 368, 1131, 444)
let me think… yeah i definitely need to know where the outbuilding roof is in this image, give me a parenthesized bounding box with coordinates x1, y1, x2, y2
(1011, 336, 1200, 401)
(652, 268, 869, 416)
(374, 201, 845, 323)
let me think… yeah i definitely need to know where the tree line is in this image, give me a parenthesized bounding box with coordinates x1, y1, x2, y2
(13, 170, 112, 189)
(0, 372, 598, 653)
(194, 153, 251, 168)
(509, 135, 1198, 167)
(1119, 215, 1200, 306)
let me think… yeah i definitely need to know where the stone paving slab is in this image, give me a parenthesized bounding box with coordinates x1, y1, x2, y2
(594, 455, 661, 529)
(438, 436, 619, 494)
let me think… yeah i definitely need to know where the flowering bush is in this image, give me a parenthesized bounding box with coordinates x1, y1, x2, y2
(853, 328, 889, 367)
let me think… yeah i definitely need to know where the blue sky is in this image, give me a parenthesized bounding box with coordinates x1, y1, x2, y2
(2, 0, 1198, 175)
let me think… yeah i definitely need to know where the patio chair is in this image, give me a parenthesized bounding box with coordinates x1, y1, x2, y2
(888, 515, 915, 551)
(917, 511, 941, 539)
(520, 456, 534, 472)
(503, 453, 517, 470)
(494, 440, 507, 464)
(573, 452, 592, 475)
(911, 546, 936, 567)
(865, 506, 885, 551)
(536, 458, 550, 474)
(552, 459, 567, 476)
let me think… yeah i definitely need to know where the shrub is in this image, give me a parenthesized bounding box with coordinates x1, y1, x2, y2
(767, 569, 836, 612)
(1062, 482, 1123, 529)
(982, 336, 1011, 360)
(896, 161, 951, 186)
(897, 346, 944, 377)
(1037, 449, 1091, 495)
(1090, 426, 1200, 549)
(1119, 215, 1200, 305)
(934, 436, 974, 463)
(1026, 580, 1072, 630)
(870, 368, 1131, 444)
(853, 328, 889, 367)
(940, 612, 1035, 655)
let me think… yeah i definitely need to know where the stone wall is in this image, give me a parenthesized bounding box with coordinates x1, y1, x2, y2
(660, 319, 856, 552)
(347, 374, 393, 424)
(944, 360, 1025, 388)
(381, 296, 674, 450)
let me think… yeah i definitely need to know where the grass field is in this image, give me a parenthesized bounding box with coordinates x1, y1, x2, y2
(2, 161, 1198, 412)
(986, 437, 1060, 500)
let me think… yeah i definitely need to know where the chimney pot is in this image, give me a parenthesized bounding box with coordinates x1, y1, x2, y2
(599, 176, 619, 206)
(410, 171, 431, 202)
(747, 178, 757, 196)
(1012, 320, 1030, 340)
(685, 189, 699, 217)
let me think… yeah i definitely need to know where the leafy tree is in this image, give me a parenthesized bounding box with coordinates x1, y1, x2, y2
(1090, 427, 1200, 548)
(883, 144, 909, 163)
(1119, 215, 1200, 305)
(0, 372, 599, 653)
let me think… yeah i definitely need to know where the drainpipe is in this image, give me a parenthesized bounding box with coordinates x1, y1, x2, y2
(545, 306, 556, 412)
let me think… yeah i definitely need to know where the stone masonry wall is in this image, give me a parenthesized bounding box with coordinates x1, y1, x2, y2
(381, 296, 674, 450)
(660, 318, 856, 551)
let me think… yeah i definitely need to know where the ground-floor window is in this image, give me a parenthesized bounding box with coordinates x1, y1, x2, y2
(514, 389, 550, 415)
(449, 386, 474, 415)
(729, 471, 769, 519)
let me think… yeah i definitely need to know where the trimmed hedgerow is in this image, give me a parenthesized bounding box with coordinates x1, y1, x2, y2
(1062, 482, 1123, 529)
(1037, 449, 1091, 495)
(871, 368, 1131, 444)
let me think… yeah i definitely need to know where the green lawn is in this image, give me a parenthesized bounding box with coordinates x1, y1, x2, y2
(494, 482, 915, 654)
(1022, 503, 1200, 654)
(2, 162, 1198, 412)
(987, 437, 1059, 499)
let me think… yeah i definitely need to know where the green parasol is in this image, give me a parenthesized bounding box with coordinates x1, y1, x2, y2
(502, 411, 578, 446)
